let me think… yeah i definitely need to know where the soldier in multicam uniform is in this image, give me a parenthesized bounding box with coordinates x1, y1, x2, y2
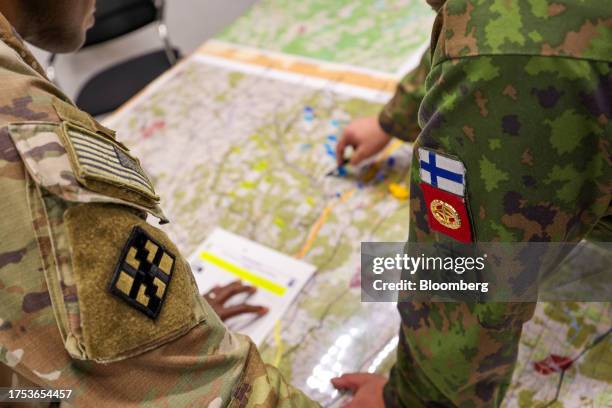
(333, 0, 611, 407)
(0, 1, 320, 406)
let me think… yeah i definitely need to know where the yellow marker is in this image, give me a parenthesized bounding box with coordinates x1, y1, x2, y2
(389, 183, 409, 200)
(199, 251, 286, 296)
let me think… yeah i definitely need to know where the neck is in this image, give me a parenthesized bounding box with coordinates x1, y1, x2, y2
(426, 0, 446, 11)
(0, 2, 20, 30)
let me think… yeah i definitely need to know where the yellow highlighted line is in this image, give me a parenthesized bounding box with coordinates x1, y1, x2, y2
(199, 251, 286, 296)
(295, 189, 355, 259)
(294, 140, 406, 259)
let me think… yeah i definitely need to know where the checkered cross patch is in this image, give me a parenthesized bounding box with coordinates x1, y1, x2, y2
(109, 227, 175, 319)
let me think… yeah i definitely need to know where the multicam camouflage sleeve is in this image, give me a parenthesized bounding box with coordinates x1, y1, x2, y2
(384, 1, 611, 407)
(0, 13, 318, 408)
(378, 48, 431, 143)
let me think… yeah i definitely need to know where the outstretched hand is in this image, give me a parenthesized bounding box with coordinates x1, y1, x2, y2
(203, 281, 268, 321)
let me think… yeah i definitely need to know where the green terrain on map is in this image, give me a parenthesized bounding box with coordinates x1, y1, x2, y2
(218, 0, 435, 73)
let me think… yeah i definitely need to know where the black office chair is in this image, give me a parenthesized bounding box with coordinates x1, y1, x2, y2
(47, 0, 180, 116)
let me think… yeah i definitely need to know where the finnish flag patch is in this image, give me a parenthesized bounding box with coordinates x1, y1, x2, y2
(418, 148, 473, 243)
(418, 148, 466, 196)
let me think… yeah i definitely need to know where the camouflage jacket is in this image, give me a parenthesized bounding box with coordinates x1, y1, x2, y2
(380, 0, 612, 142)
(381, 1, 611, 407)
(0, 12, 318, 408)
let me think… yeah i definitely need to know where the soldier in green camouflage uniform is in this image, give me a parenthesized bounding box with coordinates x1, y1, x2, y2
(0, 2, 319, 407)
(333, 0, 611, 406)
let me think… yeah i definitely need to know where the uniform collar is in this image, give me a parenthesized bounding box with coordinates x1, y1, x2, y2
(0, 11, 48, 78)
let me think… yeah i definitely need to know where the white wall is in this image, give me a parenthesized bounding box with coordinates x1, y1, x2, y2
(30, 0, 257, 100)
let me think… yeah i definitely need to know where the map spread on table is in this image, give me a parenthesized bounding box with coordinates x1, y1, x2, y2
(106, 1, 611, 406)
(217, 0, 434, 75)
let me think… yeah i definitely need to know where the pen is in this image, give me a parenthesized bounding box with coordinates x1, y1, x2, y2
(325, 158, 349, 177)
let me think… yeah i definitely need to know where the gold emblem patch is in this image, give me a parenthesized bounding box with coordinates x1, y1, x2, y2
(109, 227, 175, 319)
(430, 199, 461, 230)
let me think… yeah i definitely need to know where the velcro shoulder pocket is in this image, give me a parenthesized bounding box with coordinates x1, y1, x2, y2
(7, 121, 167, 222)
(62, 203, 205, 362)
(7, 120, 207, 362)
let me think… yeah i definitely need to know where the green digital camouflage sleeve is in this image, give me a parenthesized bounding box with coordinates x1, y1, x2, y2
(383, 54, 611, 407)
(378, 49, 431, 142)
(383, 1, 612, 405)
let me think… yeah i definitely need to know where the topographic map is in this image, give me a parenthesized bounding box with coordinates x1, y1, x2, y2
(217, 0, 434, 74)
(507, 302, 610, 407)
(106, 0, 610, 406)
(108, 55, 411, 404)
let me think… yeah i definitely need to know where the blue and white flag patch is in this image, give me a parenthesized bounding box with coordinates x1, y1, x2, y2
(418, 148, 466, 197)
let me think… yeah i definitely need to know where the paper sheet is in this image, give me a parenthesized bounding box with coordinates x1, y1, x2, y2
(189, 228, 316, 345)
